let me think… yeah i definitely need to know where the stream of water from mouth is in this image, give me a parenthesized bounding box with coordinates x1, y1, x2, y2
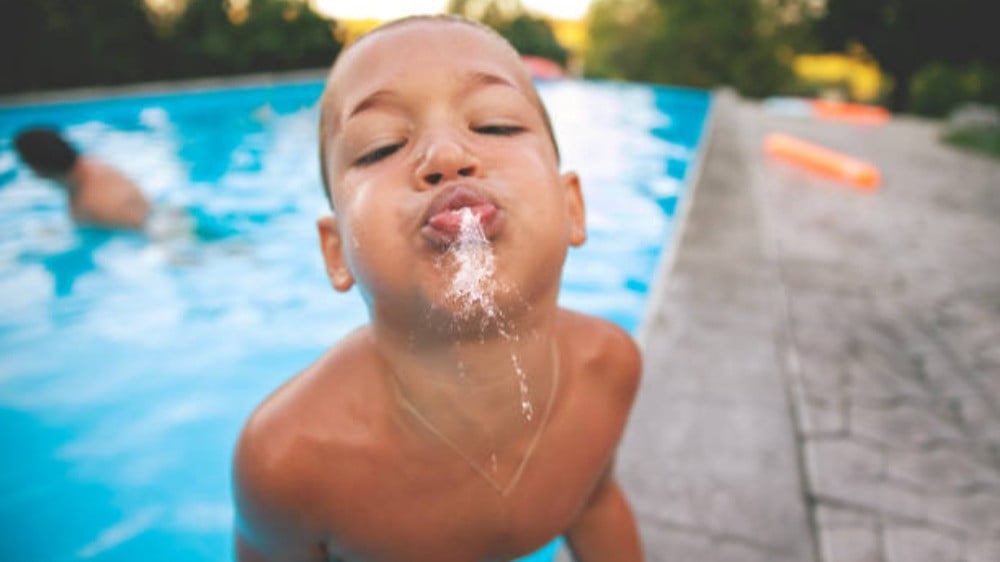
(444, 207, 534, 420)
(445, 208, 497, 320)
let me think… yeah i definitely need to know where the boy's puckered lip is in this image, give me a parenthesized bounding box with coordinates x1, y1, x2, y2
(420, 184, 503, 248)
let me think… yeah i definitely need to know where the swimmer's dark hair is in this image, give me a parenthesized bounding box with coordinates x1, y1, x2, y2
(14, 127, 79, 176)
(317, 14, 561, 209)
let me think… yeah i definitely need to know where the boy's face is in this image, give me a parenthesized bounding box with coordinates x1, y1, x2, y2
(317, 21, 586, 327)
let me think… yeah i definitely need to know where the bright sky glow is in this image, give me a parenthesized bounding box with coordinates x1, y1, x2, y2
(313, 0, 592, 20)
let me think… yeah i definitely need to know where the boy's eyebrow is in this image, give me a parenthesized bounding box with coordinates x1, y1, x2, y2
(346, 90, 398, 121)
(461, 70, 531, 105)
(464, 70, 518, 94)
(344, 70, 522, 123)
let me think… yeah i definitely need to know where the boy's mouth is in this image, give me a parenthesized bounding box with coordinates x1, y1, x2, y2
(421, 185, 501, 248)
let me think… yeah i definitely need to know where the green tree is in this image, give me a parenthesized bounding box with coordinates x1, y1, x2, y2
(0, 0, 343, 94)
(448, 0, 522, 27)
(1, 0, 164, 93)
(817, 0, 998, 111)
(585, 0, 813, 97)
(448, 0, 568, 66)
(162, 0, 341, 78)
(908, 62, 1000, 117)
(585, 0, 663, 81)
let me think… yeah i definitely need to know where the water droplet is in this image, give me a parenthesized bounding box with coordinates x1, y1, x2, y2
(511, 351, 534, 421)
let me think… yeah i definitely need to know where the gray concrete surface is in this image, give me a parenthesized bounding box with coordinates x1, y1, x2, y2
(620, 90, 1000, 562)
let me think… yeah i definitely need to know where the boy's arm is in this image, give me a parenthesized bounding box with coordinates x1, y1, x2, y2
(564, 466, 643, 562)
(564, 317, 644, 561)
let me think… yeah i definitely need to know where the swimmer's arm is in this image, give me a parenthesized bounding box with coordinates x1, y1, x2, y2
(564, 469, 643, 562)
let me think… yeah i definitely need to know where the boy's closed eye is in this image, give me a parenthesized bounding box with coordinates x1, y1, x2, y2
(353, 122, 526, 167)
(473, 124, 526, 136)
(355, 142, 405, 166)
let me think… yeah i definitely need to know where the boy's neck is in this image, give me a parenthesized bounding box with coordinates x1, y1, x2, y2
(372, 302, 561, 436)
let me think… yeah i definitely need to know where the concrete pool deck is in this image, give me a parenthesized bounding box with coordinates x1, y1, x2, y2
(617, 90, 1000, 561)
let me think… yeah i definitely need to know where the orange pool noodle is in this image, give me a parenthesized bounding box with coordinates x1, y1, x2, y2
(812, 100, 890, 125)
(764, 133, 881, 190)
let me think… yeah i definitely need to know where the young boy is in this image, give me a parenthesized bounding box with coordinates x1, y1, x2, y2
(13, 128, 150, 230)
(233, 15, 643, 562)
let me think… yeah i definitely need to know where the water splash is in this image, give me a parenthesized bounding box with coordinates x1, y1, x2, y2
(445, 208, 498, 320)
(444, 208, 534, 421)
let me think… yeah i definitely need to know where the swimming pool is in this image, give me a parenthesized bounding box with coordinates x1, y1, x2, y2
(0, 78, 709, 561)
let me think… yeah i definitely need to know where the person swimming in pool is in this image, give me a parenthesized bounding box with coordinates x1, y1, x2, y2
(13, 127, 151, 230)
(232, 15, 643, 562)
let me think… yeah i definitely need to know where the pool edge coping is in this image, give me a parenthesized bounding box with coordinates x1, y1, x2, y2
(634, 87, 722, 350)
(0, 68, 330, 108)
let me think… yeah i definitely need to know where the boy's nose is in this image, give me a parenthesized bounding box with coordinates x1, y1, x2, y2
(414, 136, 481, 189)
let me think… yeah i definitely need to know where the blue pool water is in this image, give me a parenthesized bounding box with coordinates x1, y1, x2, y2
(0, 79, 709, 561)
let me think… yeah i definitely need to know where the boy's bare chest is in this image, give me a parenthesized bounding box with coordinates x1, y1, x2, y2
(309, 416, 615, 561)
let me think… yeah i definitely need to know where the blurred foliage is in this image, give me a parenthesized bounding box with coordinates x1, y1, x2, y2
(585, 0, 664, 81)
(943, 125, 1000, 158)
(448, 0, 568, 66)
(0, 0, 342, 94)
(816, 0, 998, 112)
(585, 0, 817, 98)
(909, 63, 1000, 118)
(2, 0, 162, 92)
(162, 0, 340, 77)
(3, 0, 997, 119)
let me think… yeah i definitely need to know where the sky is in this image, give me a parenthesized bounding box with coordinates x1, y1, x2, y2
(313, 0, 593, 20)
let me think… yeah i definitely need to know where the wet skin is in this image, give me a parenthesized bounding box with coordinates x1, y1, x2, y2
(64, 157, 150, 230)
(233, 18, 643, 562)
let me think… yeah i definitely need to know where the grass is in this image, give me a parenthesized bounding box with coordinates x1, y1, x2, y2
(942, 126, 1000, 158)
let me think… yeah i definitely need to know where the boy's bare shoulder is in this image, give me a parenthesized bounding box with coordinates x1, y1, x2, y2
(233, 327, 388, 546)
(556, 308, 642, 404)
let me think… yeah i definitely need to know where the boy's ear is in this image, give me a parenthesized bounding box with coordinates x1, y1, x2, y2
(317, 215, 355, 292)
(561, 171, 587, 247)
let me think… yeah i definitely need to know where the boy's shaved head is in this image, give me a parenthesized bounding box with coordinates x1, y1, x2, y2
(317, 15, 560, 208)
(344, 14, 499, 57)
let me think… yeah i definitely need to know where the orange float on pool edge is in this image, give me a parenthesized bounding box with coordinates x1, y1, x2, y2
(764, 132, 881, 190)
(811, 100, 891, 126)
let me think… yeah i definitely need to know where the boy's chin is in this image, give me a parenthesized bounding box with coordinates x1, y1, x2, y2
(422, 289, 527, 339)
